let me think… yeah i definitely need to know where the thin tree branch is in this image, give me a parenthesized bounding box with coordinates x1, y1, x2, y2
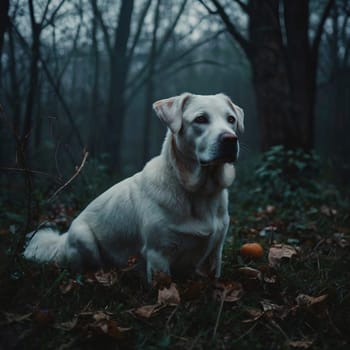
(127, 0, 152, 62)
(90, 0, 112, 55)
(208, 0, 252, 58)
(13, 25, 85, 149)
(39, 0, 52, 27)
(42, 0, 66, 29)
(198, 0, 218, 14)
(0, 167, 61, 183)
(126, 29, 225, 99)
(157, 0, 188, 56)
(48, 150, 88, 201)
(311, 0, 336, 57)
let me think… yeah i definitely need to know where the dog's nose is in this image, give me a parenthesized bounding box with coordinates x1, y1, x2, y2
(217, 132, 238, 162)
(220, 132, 237, 145)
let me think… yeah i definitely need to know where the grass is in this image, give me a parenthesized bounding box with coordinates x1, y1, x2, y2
(1, 154, 350, 349)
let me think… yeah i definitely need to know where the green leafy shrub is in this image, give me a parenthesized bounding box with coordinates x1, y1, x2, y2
(253, 145, 321, 204)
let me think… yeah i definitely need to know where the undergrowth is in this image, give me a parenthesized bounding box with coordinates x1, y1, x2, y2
(0, 147, 349, 349)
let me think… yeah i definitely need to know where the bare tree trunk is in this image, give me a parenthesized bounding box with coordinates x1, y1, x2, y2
(8, 27, 21, 133)
(22, 0, 41, 149)
(107, 0, 134, 172)
(142, 0, 161, 165)
(284, 0, 314, 150)
(0, 0, 9, 91)
(249, 0, 292, 150)
(89, 14, 100, 157)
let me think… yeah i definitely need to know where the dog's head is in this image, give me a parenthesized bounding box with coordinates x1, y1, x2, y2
(153, 93, 244, 165)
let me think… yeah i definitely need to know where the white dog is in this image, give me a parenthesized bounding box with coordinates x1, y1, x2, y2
(24, 93, 244, 282)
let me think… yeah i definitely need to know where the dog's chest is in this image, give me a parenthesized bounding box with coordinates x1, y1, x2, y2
(189, 193, 228, 230)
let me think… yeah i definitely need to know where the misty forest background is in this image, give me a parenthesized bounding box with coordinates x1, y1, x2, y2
(0, 0, 349, 183)
(1, 1, 350, 349)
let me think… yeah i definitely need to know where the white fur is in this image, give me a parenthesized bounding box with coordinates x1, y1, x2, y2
(24, 93, 244, 282)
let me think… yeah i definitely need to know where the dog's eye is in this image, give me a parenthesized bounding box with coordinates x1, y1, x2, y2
(227, 116, 236, 124)
(194, 115, 209, 124)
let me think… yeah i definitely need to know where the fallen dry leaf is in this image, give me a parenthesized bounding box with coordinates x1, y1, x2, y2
(90, 319, 130, 339)
(266, 205, 276, 214)
(158, 283, 181, 305)
(60, 278, 79, 294)
(213, 281, 243, 303)
(132, 304, 165, 318)
(287, 339, 314, 348)
(260, 300, 291, 320)
(94, 269, 118, 286)
(268, 244, 297, 267)
(238, 267, 262, 280)
(295, 294, 327, 307)
(56, 311, 130, 339)
(333, 233, 349, 248)
(320, 205, 337, 216)
(152, 271, 172, 289)
(242, 307, 263, 323)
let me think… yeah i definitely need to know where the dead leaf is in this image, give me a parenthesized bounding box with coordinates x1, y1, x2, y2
(90, 319, 130, 339)
(242, 308, 263, 323)
(60, 278, 79, 294)
(132, 304, 165, 318)
(333, 233, 349, 248)
(260, 300, 282, 312)
(213, 281, 243, 303)
(158, 283, 181, 305)
(92, 311, 110, 322)
(287, 339, 314, 348)
(260, 300, 291, 320)
(268, 244, 297, 267)
(266, 205, 276, 214)
(94, 269, 118, 286)
(320, 205, 337, 216)
(238, 267, 262, 280)
(296, 294, 327, 307)
(263, 275, 277, 284)
(152, 271, 172, 289)
(56, 311, 130, 339)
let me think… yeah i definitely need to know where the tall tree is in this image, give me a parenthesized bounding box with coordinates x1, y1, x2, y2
(22, 0, 66, 149)
(0, 0, 10, 91)
(92, 0, 135, 171)
(202, 0, 335, 151)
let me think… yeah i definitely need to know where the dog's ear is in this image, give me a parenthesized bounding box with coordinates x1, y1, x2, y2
(219, 94, 244, 133)
(153, 93, 191, 133)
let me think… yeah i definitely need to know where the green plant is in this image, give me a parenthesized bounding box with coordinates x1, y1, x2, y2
(251, 145, 321, 205)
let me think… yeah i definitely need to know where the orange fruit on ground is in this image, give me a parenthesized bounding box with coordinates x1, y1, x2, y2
(239, 242, 264, 259)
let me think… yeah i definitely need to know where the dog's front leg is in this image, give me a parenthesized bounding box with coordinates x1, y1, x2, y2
(143, 248, 171, 284)
(195, 221, 229, 278)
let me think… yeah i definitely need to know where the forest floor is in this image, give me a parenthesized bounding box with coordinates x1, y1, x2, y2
(1, 156, 350, 349)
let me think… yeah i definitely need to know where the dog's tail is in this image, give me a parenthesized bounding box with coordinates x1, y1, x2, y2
(23, 227, 67, 264)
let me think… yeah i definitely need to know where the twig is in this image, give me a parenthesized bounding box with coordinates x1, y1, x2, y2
(48, 151, 88, 202)
(212, 288, 227, 339)
(165, 304, 179, 329)
(233, 322, 258, 343)
(0, 167, 60, 183)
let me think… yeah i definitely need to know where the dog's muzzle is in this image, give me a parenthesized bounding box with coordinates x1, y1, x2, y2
(216, 132, 238, 163)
